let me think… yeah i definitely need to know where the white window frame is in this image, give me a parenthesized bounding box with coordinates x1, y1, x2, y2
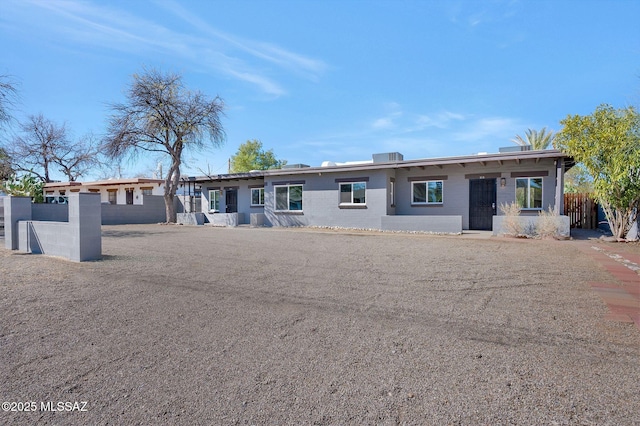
(411, 180, 444, 205)
(516, 177, 543, 210)
(251, 187, 265, 206)
(209, 190, 221, 212)
(339, 182, 366, 205)
(274, 184, 303, 212)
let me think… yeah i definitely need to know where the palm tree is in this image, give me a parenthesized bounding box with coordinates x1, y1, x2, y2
(511, 127, 554, 150)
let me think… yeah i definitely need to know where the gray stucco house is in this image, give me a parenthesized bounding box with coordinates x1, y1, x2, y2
(191, 149, 573, 233)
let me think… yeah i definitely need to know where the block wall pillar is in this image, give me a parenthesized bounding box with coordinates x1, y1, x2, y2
(4, 196, 32, 250)
(68, 193, 102, 261)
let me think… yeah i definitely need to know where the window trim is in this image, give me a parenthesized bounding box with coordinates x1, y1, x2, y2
(274, 184, 303, 212)
(411, 180, 444, 205)
(251, 187, 265, 206)
(515, 177, 544, 210)
(339, 181, 366, 206)
(208, 189, 221, 212)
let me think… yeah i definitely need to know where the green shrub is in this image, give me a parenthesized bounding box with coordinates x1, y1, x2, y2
(3, 174, 44, 203)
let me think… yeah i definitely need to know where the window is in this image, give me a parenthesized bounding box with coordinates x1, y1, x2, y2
(275, 185, 303, 211)
(516, 177, 543, 209)
(141, 187, 153, 196)
(108, 191, 117, 205)
(251, 188, 265, 206)
(209, 190, 220, 211)
(339, 182, 366, 205)
(412, 181, 443, 204)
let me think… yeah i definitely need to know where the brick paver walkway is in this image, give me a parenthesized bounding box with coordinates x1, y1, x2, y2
(574, 240, 640, 330)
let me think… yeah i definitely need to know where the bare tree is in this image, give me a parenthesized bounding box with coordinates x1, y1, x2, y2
(53, 132, 102, 182)
(1, 75, 19, 179)
(103, 68, 225, 222)
(10, 114, 66, 182)
(9, 114, 102, 182)
(0, 146, 12, 181)
(0, 74, 18, 129)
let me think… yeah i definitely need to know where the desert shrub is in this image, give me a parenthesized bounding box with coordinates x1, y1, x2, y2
(499, 202, 524, 236)
(536, 207, 564, 238)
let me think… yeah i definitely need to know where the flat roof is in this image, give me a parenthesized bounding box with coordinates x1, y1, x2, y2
(192, 149, 573, 182)
(44, 178, 164, 189)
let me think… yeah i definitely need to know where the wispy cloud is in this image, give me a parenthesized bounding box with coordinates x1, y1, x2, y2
(4, 0, 327, 96)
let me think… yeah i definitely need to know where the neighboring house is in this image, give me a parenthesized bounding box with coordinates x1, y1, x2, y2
(192, 149, 574, 233)
(44, 178, 164, 205)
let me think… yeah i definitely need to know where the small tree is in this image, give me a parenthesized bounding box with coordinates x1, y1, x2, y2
(104, 68, 225, 223)
(555, 104, 640, 240)
(229, 139, 286, 173)
(511, 128, 554, 150)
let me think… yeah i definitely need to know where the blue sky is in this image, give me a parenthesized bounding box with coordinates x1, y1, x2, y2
(1, 0, 639, 180)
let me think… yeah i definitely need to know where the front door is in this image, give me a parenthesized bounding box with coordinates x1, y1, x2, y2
(225, 189, 237, 213)
(469, 179, 496, 230)
(126, 189, 134, 205)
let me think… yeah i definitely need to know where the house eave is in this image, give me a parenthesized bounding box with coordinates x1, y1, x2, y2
(189, 150, 573, 181)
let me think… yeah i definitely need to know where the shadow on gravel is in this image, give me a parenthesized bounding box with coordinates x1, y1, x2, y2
(570, 229, 609, 241)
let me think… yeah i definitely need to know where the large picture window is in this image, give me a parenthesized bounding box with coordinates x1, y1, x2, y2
(209, 190, 220, 212)
(339, 182, 366, 205)
(275, 185, 303, 211)
(516, 177, 543, 209)
(412, 181, 443, 204)
(251, 187, 265, 206)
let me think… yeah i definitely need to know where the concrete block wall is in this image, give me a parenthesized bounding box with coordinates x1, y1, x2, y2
(251, 213, 266, 227)
(176, 212, 205, 225)
(101, 195, 166, 224)
(32, 203, 69, 222)
(209, 213, 244, 227)
(30, 195, 165, 225)
(6, 194, 102, 261)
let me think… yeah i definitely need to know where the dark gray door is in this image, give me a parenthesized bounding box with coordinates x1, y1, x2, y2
(225, 189, 237, 213)
(126, 189, 134, 205)
(469, 179, 496, 230)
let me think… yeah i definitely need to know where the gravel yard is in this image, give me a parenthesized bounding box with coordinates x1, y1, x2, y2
(1, 224, 639, 425)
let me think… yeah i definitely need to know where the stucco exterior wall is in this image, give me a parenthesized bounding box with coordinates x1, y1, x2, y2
(201, 178, 264, 225)
(45, 182, 164, 205)
(263, 169, 390, 229)
(394, 158, 558, 229)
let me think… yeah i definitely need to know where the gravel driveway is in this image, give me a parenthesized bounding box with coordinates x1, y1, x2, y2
(1, 225, 638, 425)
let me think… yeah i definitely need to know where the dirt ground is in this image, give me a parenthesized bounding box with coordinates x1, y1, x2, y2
(1, 225, 639, 425)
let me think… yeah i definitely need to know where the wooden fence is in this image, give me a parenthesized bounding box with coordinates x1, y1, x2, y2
(564, 193, 598, 229)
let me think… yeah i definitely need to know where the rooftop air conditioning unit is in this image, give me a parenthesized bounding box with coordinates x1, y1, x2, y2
(372, 152, 404, 163)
